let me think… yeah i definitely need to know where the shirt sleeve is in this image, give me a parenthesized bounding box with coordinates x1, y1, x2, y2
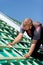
(33, 27, 41, 40)
(20, 27, 25, 33)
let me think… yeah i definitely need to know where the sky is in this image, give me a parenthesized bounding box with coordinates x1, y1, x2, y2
(0, 0, 43, 24)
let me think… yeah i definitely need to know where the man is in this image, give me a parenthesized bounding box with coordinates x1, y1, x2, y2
(8, 18, 43, 59)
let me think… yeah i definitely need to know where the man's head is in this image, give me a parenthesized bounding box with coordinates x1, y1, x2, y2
(22, 18, 33, 30)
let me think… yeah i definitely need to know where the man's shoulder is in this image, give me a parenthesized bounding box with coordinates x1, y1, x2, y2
(33, 21, 41, 26)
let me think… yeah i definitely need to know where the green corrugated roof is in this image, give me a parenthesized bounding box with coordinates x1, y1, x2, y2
(0, 19, 43, 65)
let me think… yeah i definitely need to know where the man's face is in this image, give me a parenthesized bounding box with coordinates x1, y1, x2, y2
(23, 24, 32, 30)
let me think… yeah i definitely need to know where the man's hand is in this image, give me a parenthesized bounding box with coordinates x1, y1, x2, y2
(24, 53, 31, 59)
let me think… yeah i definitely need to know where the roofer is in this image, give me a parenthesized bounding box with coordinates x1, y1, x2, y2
(8, 18, 43, 59)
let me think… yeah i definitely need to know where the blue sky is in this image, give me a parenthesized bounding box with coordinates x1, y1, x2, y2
(0, 0, 43, 24)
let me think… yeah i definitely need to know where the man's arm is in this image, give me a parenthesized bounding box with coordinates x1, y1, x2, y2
(8, 33, 23, 46)
(28, 40, 37, 54)
(29, 25, 41, 55)
(12, 33, 23, 45)
(8, 26, 25, 46)
(24, 40, 38, 58)
(24, 26, 41, 59)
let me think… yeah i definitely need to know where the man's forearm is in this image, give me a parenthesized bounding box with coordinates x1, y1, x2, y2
(28, 40, 37, 55)
(28, 43, 36, 55)
(12, 36, 21, 44)
(24, 41, 37, 59)
(12, 33, 23, 44)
